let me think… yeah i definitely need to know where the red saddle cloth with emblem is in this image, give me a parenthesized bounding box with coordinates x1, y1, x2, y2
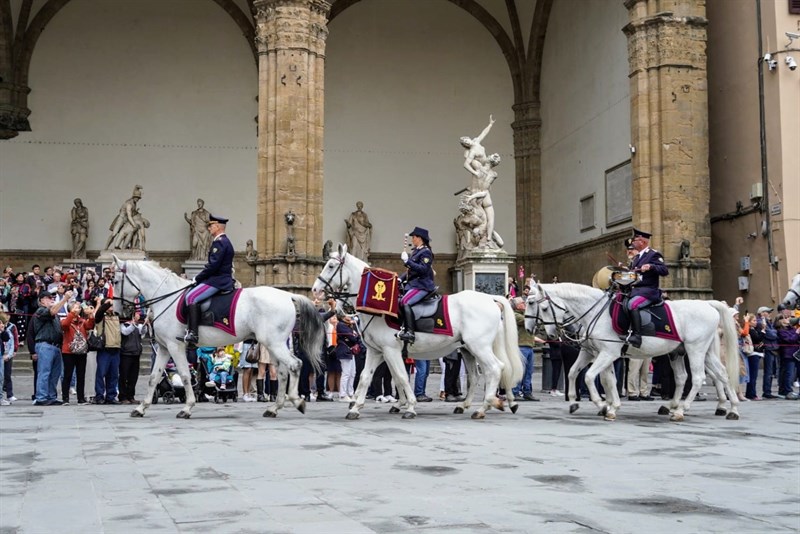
(356, 268, 400, 318)
(609, 292, 681, 342)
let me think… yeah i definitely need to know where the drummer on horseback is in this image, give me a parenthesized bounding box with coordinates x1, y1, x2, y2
(398, 226, 435, 344)
(178, 214, 234, 349)
(620, 228, 668, 348)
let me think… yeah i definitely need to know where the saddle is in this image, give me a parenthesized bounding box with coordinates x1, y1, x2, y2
(385, 292, 453, 337)
(176, 288, 241, 336)
(609, 293, 681, 342)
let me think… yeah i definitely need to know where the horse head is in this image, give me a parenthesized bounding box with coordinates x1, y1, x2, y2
(783, 272, 800, 309)
(311, 243, 367, 303)
(525, 283, 567, 340)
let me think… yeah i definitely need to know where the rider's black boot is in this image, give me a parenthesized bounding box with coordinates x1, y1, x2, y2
(627, 309, 643, 348)
(398, 304, 416, 343)
(177, 303, 200, 350)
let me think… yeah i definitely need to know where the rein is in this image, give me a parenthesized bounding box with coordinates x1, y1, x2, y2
(317, 254, 358, 303)
(527, 286, 621, 346)
(113, 266, 194, 326)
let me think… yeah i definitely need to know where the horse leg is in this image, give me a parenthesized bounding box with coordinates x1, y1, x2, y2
(171, 351, 196, 419)
(469, 346, 503, 419)
(673, 350, 706, 422)
(667, 356, 688, 417)
(383, 348, 416, 419)
(567, 350, 592, 413)
(347, 351, 381, 420)
(599, 365, 621, 414)
(132, 343, 169, 417)
(705, 358, 730, 416)
(583, 353, 613, 417)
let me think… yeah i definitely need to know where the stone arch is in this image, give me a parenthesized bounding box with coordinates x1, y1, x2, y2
(5, 0, 257, 137)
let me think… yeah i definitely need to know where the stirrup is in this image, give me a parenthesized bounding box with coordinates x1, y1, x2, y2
(398, 329, 415, 343)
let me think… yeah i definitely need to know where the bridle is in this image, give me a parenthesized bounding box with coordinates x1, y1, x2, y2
(316, 254, 357, 303)
(525, 285, 616, 344)
(113, 264, 193, 324)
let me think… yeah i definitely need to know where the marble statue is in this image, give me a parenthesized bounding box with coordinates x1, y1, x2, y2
(322, 239, 333, 260)
(285, 209, 296, 256)
(245, 239, 258, 262)
(344, 201, 372, 261)
(70, 198, 89, 259)
(184, 198, 211, 261)
(106, 185, 147, 251)
(454, 116, 504, 253)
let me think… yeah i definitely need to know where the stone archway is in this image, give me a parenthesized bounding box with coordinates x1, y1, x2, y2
(0, 0, 259, 139)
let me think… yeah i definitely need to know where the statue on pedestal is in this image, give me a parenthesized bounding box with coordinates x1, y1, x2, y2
(454, 116, 504, 255)
(106, 185, 148, 251)
(70, 198, 89, 259)
(245, 239, 258, 262)
(344, 201, 372, 261)
(184, 199, 212, 261)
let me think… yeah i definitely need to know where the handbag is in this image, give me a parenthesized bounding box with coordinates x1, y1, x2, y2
(69, 325, 89, 354)
(350, 342, 362, 356)
(244, 343, 259, 364)
(87, 327, 105, 352)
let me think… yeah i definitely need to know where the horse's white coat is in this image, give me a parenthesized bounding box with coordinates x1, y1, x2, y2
(782, 273, 800, 309)
(525, 283, 741, 421)
(112, 257, 324, 418)
(311, 244, 523, 419)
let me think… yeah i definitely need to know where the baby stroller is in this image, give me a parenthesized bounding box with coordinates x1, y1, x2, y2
(152, 359, 197, 404)
(196, 347, 239, 403)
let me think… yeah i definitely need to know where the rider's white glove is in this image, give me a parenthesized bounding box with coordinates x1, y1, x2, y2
(192, 276, 197, 283)
(400, 251, 409, 263)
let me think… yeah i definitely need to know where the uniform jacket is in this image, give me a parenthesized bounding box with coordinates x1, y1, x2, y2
(195, 233, 234, 291)
(400, 246, 435, 292)
(630, 247, 668, 301)
(335, 321, 359, 360)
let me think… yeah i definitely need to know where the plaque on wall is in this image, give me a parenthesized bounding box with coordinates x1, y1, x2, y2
(475, 272, 505, 295)
(605, 160, 632, 226)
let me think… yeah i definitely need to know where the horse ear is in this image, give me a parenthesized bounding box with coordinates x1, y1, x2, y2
(338, 243, 348, 257)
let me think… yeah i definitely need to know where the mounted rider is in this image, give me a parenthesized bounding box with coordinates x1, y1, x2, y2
(398, 226, 435, 344)
(178, 214, 234, 349)
(620, 228, 668, 348)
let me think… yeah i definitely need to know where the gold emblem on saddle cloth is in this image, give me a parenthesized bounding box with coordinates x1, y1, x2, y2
(665, 325, 671, 332)
(372, 280, 387, 301)
(436, 318, 443, 327)
(223, 318, 229, 325)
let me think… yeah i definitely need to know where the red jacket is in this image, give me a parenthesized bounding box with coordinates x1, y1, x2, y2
(60, 311, 95, 354)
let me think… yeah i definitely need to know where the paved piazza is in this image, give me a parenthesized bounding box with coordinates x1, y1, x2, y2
(1, 376, 799, 534)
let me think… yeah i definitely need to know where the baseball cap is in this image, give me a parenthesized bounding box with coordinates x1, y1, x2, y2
(790, 317, 800, 327)
(756, 306, 773, 314)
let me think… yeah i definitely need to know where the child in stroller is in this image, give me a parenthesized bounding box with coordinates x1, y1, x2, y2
(197, 346, 239, 403)
(152, 358, 197, 404)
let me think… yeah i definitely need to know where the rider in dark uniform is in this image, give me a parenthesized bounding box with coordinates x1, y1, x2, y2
(178, 214, 234, 349)
(620, 228, 668, 348)
(398, 227, 435, 344)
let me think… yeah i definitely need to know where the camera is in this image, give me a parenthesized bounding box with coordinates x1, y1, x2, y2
(786, 56, 797, 71)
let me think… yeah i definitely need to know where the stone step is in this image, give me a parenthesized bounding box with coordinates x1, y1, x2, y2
(9, 348, 155, 375)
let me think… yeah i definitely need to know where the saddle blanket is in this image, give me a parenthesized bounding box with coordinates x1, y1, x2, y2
(356, 267, 400, 318)
(385, 295, 454, 337)
(176, 288, 242, 337)
(610, 293, 681, 343)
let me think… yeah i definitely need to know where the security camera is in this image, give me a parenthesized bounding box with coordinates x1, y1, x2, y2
(764, 53, 772, 62)
(786, 56, 797, 71)
(769, 59, 778, 70)
(786, 32, 800, 40)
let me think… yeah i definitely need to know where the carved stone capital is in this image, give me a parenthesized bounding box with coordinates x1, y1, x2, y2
(624, 12, 708, 74)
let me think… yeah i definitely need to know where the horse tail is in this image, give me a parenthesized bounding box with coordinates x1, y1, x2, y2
(491, 296, 524, 389)
(708, 300, 740, 388)
(292, 295, 325, 374)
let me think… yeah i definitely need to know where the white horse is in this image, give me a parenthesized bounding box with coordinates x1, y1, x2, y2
(782, 273, 800, 308)
(525, 283, 741, 421)
(311, 244, 523, 420)
(111, 256, 325, 419)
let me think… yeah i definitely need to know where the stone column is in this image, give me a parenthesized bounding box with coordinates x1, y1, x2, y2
(512, 101, 543, 280)
(253, 0, 330, 291)
(623, 0, 712, 299)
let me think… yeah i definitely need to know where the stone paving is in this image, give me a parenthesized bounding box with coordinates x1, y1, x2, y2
(1, 375, 799, 534)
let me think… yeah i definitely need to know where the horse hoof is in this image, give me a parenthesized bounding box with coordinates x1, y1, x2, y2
(597, 406, 608, 417)
(453, 406, 464, 414)
(130, 409, 144, 418)
(725, 412, 740, 421)
(345, 412, 360, 420)
(401, 412, 416, 420)
(296, 400, 306, 414)
(176, 411, 191, 419)
(471, 411, 485, 420)
(670, 414, 684, 422)
(714, 408, 727, 416)
(510, 404, 519, 414)
(263, 410, 277, 418)
(657, 406, 671, 416)
(604, 413, 617, 421)
(348, 401, 355, 410)
(389, 406, 401, 414)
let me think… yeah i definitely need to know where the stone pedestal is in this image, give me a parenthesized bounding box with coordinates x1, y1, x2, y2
(62, 258, 96, 268)
(95, 249, 147, 267)
(181, 260, 206, 280)
(450, 250, 514, 295)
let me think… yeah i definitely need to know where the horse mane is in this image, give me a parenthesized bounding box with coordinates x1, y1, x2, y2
(128, 260, 191, 289)
(543, 282, 605, 309)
